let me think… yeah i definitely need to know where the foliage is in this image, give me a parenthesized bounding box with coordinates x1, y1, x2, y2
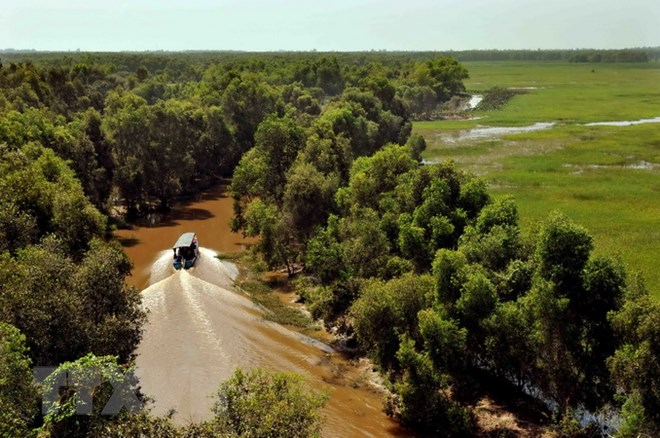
(38, 354, 142, 438)
(608, 276, 660, 434)
(351, 274, 434, 371)
(0, 238, 145, 367)
(211, 368, 327, 438)
(0, 144, 106, 257)
(0, 322, 39, 438)
(391, 337, 474, 436)
(475, 87, 520, 111)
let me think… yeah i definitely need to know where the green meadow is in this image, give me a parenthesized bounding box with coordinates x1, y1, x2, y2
(415, 61, 660, 296)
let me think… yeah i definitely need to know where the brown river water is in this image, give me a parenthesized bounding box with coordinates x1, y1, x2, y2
(115, 186, 411, 437)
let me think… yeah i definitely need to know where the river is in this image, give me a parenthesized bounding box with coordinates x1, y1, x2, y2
(115, 185, 411, 437)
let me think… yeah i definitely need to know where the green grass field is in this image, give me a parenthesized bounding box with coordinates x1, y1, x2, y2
(414, 61, 660, 296)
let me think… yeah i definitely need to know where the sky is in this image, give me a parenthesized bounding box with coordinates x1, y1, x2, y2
(1, 0, 659, 52)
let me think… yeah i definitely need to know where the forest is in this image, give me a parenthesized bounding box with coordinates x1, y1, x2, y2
(0, 51, 658, 437)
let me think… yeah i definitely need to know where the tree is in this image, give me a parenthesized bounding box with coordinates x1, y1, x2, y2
(521, 213, 625, 412)
(211, 368, 327, 438)
(283, 161, 338, 240)
(79, 108, 114, 210)
(484, 300, 535, 386)
(196, 105, 235, 178)
(38, 354, 142, 438)
(459, 196, 521, 271)
(351, 274, 434, 371)
(253, 115, 306, 203)
(304, 215, 345, 284)
(0, 322, 39, 438)
(243, 198, 296, 274)
(410, 56, 469, 104)
(340, 208, 391, 279)
(392, 337, 473, 436)
(336, 143, 418, 213)
(535, 211, 593, 294)
(314, 56, 344, 95)
(608, 276, 660, 435)
(143, 99, 197, 208)
(398, 85, 437, 119)
(0, 238, 145, 367)
(101, 90, 151, 214)
(417, 309, 467, 374)
(0, 144, 106, 257)
(221, 74, 280, 153)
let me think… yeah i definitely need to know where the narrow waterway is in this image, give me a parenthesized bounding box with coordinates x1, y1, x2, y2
(115, 186, 410, 437)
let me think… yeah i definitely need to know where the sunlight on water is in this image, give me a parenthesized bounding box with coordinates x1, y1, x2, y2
(584, 116, 660, 126)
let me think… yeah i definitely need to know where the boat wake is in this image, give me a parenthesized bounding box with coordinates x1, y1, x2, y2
(135, 248, 330, 423)
(134, 248, 406, 436)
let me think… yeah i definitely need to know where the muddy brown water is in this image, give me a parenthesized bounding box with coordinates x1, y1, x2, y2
(115, 186, 411, 437)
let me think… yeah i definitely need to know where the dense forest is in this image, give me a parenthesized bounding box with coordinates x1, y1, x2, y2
(0, 51, 658, 437)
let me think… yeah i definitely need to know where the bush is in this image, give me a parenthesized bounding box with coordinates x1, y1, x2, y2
(212, 368, 327, 438)
(476, 87, 522, 111)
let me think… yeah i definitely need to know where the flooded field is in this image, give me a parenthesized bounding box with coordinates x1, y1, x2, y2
(584, 116, 660, 127)
(116, 186, 410, 437)
(414, 61, 660, 296)
(437, 121, 555, 144)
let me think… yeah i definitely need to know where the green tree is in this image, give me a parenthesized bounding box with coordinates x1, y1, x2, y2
(417, 309, 467, 374)
(409, 56, 469, 103)
(243, 198, 296, 274)
(253, 115, 306, 203)
(304, 216, 345, 284)
(211, 368, 327, 438)
(535, 211, 593, 294)
(484, 300, 535, 386)
(392, 337, 473, 436)
(459, 196, 521, 271)
(351, 274, 434, 371)
(101, 90, 151, 214)
(143, 99, 197, 208)
(38, 354, 142, 438)
(79, 108, 114, 210)
(0, 144, 106, 257)
(283, 161, 339, 240)
(340, 208, 390, 279)
(313, 56, 344, 95)
(196, 105, 235, 178)
(221, 74, 280, 153)
(398, 85, 437, 119)
(0, 238, 144, 367)
(336, 143, 418, 213)
(527, 213, 624, 410)
(0, 322, 39, 438)
(608, 276, 660, 435)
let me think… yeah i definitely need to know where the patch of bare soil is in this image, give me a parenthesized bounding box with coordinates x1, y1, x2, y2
(474, 396, 555, 437)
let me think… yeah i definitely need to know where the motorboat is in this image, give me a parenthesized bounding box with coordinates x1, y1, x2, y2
(172, 232, 199, 270)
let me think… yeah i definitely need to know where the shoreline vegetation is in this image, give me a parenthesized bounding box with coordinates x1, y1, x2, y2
(1, 50, 658, 437)
(219, 251, 557, 436)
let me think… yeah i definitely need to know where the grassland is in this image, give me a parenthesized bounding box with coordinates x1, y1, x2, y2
(415, 61, 660, 296)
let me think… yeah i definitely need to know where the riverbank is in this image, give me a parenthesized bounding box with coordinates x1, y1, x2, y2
(224, 251, 557, 438)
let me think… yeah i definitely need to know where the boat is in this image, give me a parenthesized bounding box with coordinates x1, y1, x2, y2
(172, 232, 199, 270)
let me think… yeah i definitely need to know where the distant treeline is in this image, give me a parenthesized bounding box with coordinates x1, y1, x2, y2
(1, 47, 658, 73)
(447, 48, 657, 62)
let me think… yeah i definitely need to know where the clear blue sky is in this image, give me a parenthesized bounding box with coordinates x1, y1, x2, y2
(2, 0, 659, 51)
